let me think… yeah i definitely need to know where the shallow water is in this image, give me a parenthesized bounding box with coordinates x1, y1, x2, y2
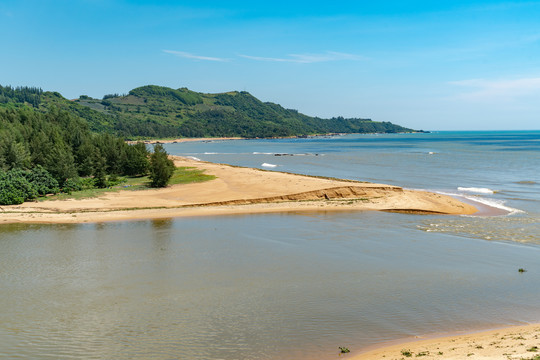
(1, 132, 539, 359)
(1, 215, 539, 359)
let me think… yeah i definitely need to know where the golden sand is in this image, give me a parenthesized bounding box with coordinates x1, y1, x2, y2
(0, 156, 477, 224)
(351, 323, 540, 360)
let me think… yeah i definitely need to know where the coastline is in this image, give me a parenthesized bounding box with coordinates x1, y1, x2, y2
(350, 323, 540, 360)
(127, 136, 245, 145)
(127, 132, 427, 145)
(0, 156, 478, 225)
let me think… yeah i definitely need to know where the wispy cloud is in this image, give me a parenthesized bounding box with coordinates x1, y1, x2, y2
(163, 50, 228, 62)
(239, 51, 365, 64)
(449, 77, 540, 102)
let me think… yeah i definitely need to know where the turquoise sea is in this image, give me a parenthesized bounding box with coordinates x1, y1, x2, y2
(1, 131, 539, 359)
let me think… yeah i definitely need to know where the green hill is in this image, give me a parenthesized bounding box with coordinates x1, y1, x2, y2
(0, 84, 418, 138)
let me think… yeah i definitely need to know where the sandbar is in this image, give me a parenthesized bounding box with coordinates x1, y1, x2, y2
(0, 156, 478, 224)
(351, 323, 540, 360)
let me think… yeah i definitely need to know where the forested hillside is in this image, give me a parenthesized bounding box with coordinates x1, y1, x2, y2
(0, 84, 418, 139)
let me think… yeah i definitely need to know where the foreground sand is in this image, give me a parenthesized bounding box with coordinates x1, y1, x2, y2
(0, 156, 477, 224)
(351, 323, 540, 360)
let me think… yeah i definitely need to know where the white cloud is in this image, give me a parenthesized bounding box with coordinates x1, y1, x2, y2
(239, 51, 365, 64)
(163, 50, 228, 62)
(238, 54, 292, 62)
(449, 77, 540, 102)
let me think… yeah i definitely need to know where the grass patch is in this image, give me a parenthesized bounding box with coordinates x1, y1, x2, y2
(40, 187, 120, 201)
(39, 167, 215, 201)
(169, 166, 216, 185)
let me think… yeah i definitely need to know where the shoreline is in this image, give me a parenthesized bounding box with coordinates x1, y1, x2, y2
(351, 323, 540, 360)
(127, 131, 428, 145)
(127, 136, 245, 145)
(0, 156, 478, 225)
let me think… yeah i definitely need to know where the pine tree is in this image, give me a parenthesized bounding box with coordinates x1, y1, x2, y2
(148, 144, 175, 188)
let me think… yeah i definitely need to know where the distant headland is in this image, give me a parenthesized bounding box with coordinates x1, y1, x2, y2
(0, 84, 423, 139)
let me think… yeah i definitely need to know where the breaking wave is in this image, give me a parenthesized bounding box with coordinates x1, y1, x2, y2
(457, 187, 495, 195)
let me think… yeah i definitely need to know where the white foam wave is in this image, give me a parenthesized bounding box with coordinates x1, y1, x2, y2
(458, 187, 495, 195)
(261, 163, 277, 168)
(204, 152, 218, 155)
(253, 152, 274, 155)
(461, 195, 524, 215)
(436, 190, 524, 216)
(186, 156, 201, 161)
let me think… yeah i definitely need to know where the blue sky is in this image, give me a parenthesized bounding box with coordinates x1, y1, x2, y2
(2, 1, 540, 130)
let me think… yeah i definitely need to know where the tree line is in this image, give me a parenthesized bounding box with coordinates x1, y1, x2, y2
(0, 85, 43, 108)
(0, 106, 175, 205)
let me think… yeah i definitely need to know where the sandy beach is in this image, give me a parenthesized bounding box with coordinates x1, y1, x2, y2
(351, 323, 540, 360)
(0, 156, 478, 224)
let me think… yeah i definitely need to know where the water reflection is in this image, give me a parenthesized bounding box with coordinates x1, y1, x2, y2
(1, 214, 539, 359)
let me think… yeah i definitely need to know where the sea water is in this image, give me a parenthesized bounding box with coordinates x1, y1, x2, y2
(0, 132, 539, 359)
(170, 131, 540, 245)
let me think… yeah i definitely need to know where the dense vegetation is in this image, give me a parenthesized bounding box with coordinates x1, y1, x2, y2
(0, 104, 175, 205)
(0, 84, 417, 139)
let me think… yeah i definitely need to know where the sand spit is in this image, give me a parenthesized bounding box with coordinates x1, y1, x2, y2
(0, 156, 477, 224)
(351, 323, 540, 360)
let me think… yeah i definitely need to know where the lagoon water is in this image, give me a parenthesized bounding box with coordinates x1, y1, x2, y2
(1, 132, 539, 359)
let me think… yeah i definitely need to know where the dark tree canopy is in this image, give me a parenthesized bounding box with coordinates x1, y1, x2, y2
(0, 105, 151, 204)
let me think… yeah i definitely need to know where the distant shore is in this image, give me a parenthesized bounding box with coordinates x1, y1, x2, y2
(127, 134, 337, 145)
(0, 156, 477, 224)
(127, 136, 245, 145)
(127, 131, 430, 145)
(352, 323, 540, 360)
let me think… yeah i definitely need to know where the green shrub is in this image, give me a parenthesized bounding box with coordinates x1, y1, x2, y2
(78, 177, 96, 189)
(0, 169, 38, 205)
(107, 174, 125, 186)
(62, 178, 82, 194)
(24, 165, 59, 195)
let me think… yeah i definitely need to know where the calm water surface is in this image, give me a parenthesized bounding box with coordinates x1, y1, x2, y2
(1, 132, 539, 359)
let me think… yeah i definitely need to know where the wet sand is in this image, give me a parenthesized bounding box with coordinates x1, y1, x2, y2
(0, 156, 477, 224)
(351, 323, 540, 360)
